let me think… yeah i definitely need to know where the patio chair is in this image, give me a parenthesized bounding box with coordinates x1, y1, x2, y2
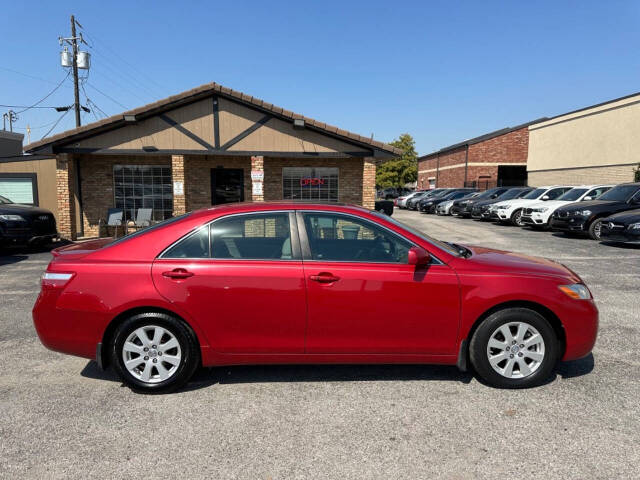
(98, 208, 124, 239)
(128, 208, 153, 233)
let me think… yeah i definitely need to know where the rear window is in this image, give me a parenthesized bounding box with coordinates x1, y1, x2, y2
(107, 213, 191, 247)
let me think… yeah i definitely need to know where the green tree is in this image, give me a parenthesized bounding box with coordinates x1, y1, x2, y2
(635, 163, 640, 182)
(376, 133, 418, 188)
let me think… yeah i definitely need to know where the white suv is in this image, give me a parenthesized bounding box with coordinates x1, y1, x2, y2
(493, 186, 574, 226)
(520, 185, 613, 229)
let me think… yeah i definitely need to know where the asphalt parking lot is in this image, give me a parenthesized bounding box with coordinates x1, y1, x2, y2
(1, 211, 639, 479)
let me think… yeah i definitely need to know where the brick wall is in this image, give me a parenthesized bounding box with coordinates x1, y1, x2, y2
(263, 157, 366, 205)
(171, 155, 186, 215)
(77, 154, 171, 238)
(417, 127, 529, 188)
(71, 154, 371, 238)
(184, 155, 251, 211)
(55, 154, 76, 239)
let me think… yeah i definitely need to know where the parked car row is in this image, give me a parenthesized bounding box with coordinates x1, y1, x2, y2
(398, 183, 640, 245)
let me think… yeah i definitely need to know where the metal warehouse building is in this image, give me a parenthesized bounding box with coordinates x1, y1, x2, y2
(527, 92, 640, 185)
(5, 82, 399, 240)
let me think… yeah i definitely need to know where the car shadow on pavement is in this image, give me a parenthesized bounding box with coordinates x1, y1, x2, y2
(599, 241, 640, 250)
(0, 253, 29, 266)
(556, 353, 595, 379)
(81, 361, 474, 392)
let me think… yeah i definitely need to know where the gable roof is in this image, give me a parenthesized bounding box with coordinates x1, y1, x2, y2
(418, 118, 548, 160)
(24, 81, 401, 156)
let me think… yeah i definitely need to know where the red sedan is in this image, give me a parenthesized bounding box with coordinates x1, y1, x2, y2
(33, 202, 598, 393)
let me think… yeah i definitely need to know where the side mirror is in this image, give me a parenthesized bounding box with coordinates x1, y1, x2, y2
(541, 195, 550, 201)
(408, 246, 431, 267)
(583, 196, 592, 201)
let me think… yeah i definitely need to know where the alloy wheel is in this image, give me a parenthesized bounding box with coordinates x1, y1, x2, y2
(486, 322, 545, 379)
(122, 325, 182, 383)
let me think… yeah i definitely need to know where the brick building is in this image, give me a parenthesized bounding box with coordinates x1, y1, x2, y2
(417, 120, 544, 190)
(19, 81, 398, 240)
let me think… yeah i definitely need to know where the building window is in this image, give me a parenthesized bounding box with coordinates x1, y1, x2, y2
(428, 177, 436, 189)
(282, 167, 338, 202)
(113, 165, 172, 221)
(0, 173, 38, 205)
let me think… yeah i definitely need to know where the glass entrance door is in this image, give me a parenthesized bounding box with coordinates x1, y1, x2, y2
(210, 168, 245, 205)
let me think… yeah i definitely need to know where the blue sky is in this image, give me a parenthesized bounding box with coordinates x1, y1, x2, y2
(1, 1, 639, 154)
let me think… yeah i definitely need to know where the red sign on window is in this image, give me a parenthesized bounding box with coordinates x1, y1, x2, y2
(300, 178, 326, 186)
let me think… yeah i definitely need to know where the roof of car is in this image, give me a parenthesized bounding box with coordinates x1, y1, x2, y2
(190, 201, 371, 218)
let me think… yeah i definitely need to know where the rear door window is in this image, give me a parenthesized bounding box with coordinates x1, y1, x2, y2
(211, 213, 295, 260)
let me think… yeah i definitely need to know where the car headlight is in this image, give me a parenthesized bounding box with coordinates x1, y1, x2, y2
(558, 284, 592, 300)
(497, 204, 510, 209)
(533, 207, 549, 213)
(0, 214, 25, 221)
(574, 210, 592, 216)
(628, 223, 640, 230)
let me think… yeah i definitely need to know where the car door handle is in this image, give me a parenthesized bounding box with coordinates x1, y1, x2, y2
(309, 272, 340, 283)
(162, 268, 194, 279)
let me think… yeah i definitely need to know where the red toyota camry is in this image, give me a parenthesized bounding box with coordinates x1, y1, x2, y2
(33, 202, 598, 393)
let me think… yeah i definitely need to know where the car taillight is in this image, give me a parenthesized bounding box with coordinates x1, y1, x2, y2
(41, 272, 75, 288)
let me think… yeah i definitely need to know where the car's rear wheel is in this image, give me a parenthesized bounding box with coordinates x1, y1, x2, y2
(469, 308, 558, 388)
(111, 312, 200, 394)
(510, 209, 524, 226)
(588, 218, 603, 240)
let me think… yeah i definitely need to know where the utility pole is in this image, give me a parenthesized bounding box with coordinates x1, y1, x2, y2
(70, 15, 81, 127)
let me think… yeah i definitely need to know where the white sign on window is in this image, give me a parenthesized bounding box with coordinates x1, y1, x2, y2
(173, 181, 184, 195)
(251, 170, 264, 181)
(252, 182, 263, 195)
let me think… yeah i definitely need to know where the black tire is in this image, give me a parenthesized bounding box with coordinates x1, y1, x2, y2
(510, 209, 524, 226)
(588, 218, 603, 240)
(469, 308, 559, 389)
(110, 312, 200, 394)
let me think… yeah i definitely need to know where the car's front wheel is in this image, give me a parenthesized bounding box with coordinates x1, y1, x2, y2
(588, 218, 603, 240)
(111, 312, 200, 394)
(510, 209, 524, 226)
(469, 308, 559, 388)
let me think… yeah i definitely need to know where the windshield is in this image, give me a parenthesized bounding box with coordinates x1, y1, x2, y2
(0, 195, 13, 204)
(557, 188, 588, 201)
(523, 188, 547, 199)
(476, 188, 501, 199)
(371, 211, 461, 257)
(498, 188, 528, 200)
(598, 184, 640, 202)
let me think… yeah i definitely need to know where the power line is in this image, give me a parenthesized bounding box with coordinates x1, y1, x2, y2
(0, 104, 63, 109)
(85, 82, 128, 110)
(14, 71, 71, 114)
(41, 109, 71, 140)
(0, 66, 64, 85)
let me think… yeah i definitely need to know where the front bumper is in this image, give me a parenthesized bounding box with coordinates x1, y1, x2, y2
(600, 226, 640, 244)
(521, 212, 549, 227)
(1, 228, 58, 245)
(561, 299, 599, 361)
(496, 209, 512, 221)
(550, 215, 589, 232)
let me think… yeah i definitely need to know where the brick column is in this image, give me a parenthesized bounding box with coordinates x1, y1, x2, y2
(171, 155, 186, 215)
(56, 154, 77, 240)
(362, 157, 377, 209)
(251, 155, 264, 202)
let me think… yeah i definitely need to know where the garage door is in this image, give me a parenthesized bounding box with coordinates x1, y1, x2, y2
(0, 176, 36, 204)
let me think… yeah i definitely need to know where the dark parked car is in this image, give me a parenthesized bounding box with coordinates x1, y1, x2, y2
(452, 187, 512, 217)
(0, 195, 57, 247)
(378, 187, 413, 199)
(598, 209, 640, 244)
(471, 187, 534, 220)
(406, 189, 445, 210)
(550, 183, 640, 240)
(419, 189, 476, 213)
(374, 200, 394, 216)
